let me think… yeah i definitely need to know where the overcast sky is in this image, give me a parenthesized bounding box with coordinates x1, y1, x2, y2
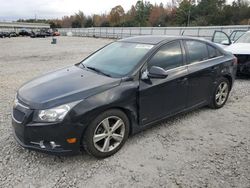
(0, 0, 234, 21)
(0, 0, 171, 21)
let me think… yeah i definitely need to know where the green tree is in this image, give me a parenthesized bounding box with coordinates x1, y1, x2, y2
(176, 0, 193, 26)
(135, 0, 153, 26)
(16, 0, 250, 28)
(192, 0, 226, 25)
(72, 11, 86, 28)
(85, 16, 93, 27)
(231, 0, 250, 24)
(123, 5, 138, 26)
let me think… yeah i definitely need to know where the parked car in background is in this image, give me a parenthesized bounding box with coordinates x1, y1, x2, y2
(52, 31, 60, 36)
(4, 32, 10, 38)
(9, 32, 19, 37)
(228, 30, 246, 43)
(39, 29, 53, 37)
(12, 36, 237, 158)
(19, 29, 31, 36)
(0, 31, 19, 38)
(212, 30, 247, 46)
(212, 30, 250, 76)
(30, 31, 47, 38)
(45, 31, 52, 37)
(0, 31, 11, 38)
(0, 32, 4, 38)
(0, 32, 5, 38)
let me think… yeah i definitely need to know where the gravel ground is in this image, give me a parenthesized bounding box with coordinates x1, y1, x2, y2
(0, 37, 249, 188)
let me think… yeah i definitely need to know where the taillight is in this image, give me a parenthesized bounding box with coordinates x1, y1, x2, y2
(233, 57, 238, 65)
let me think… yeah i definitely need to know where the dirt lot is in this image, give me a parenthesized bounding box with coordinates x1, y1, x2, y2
(0, 37, 249, 188)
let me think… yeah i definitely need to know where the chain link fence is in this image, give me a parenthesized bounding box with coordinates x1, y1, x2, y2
(58, 25, 250, 40)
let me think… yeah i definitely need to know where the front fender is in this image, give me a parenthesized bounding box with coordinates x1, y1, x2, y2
(69, 80, 139, 135)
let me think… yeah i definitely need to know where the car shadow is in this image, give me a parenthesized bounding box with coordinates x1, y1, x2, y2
(236, 75, 250, 80)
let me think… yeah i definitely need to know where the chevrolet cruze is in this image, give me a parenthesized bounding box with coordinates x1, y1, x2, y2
(12, 36, 237, 158)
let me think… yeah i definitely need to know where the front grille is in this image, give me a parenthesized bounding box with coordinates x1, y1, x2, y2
(13, 108, 25, 123)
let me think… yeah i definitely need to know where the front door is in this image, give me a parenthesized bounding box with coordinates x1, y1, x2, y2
(139, 41, 188, 125)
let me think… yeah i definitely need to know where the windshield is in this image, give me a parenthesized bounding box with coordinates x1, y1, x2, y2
(235, 32, 250, 43)
(81, 42, 154, 77)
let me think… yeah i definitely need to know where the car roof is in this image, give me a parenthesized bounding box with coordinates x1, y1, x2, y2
(118, 35, 209, 45)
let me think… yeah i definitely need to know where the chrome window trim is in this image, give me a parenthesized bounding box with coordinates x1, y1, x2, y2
(187, 55, 224, 67)
(165, 64, 188, 73)
(160, 55, 224, 73)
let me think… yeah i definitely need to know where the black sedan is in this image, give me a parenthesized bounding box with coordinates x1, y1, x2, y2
(19, 29, 31, 36)
(0, 32, 10, 38)
(0, 32, 4, 38)
(30, 31, 47, 38)
(12, 36, 237, 158)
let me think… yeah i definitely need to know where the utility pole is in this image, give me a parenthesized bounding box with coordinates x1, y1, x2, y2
(187, 8, 191, 27)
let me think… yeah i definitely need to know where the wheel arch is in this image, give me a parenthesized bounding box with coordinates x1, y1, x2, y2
(78, 105, 137, 143)
(111, 106, 136, 136)
(222, 74, 233, 90)
(93, 106, 137, 136)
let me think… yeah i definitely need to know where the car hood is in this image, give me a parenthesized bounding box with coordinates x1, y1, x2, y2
(225, 43, 250, 55)
(18, 65, 121, 109)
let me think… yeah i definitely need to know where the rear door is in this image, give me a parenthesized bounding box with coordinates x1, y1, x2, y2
(184, 40, 223, 108)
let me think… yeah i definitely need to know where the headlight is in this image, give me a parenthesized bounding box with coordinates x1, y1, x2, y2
(35, 101, 80, 122)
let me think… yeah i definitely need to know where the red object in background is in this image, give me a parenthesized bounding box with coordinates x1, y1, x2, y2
(52, 31, 60, 36)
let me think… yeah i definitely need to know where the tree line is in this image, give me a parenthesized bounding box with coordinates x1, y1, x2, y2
(18, 0, 250, 28)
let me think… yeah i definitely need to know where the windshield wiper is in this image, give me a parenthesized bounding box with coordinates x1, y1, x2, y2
(86, 66, 111, 77)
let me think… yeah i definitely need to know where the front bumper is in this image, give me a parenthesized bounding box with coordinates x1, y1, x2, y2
(12, 104, 84, 155)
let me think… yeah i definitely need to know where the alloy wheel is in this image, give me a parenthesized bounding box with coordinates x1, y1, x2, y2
(215, 81, 229, 106)
(93, 116, 125, 153)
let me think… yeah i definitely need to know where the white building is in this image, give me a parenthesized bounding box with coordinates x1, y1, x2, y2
(0, 21, 50, 31)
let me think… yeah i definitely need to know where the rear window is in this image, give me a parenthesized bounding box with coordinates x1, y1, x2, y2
(185, 40, 209, 64)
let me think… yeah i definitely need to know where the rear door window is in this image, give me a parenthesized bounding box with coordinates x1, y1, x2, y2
(207, 45, 222, 58)
(185, 40, 209, 64)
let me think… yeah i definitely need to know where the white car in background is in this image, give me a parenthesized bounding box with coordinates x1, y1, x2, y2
(212, 30, 250, 76)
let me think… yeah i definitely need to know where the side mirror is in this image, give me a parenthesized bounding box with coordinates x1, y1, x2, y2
(148, 66, 168, 79)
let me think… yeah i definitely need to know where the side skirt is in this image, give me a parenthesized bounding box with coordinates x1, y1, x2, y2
(130, 100, 208, 135)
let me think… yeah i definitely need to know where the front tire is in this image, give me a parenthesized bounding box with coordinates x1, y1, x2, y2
(82, 109, 129, 158)
(210, 77, 230, 109)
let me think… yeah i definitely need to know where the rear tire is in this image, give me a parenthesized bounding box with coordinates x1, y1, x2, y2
(209, 77, 230, 109)
(82, 109, 129, 158)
